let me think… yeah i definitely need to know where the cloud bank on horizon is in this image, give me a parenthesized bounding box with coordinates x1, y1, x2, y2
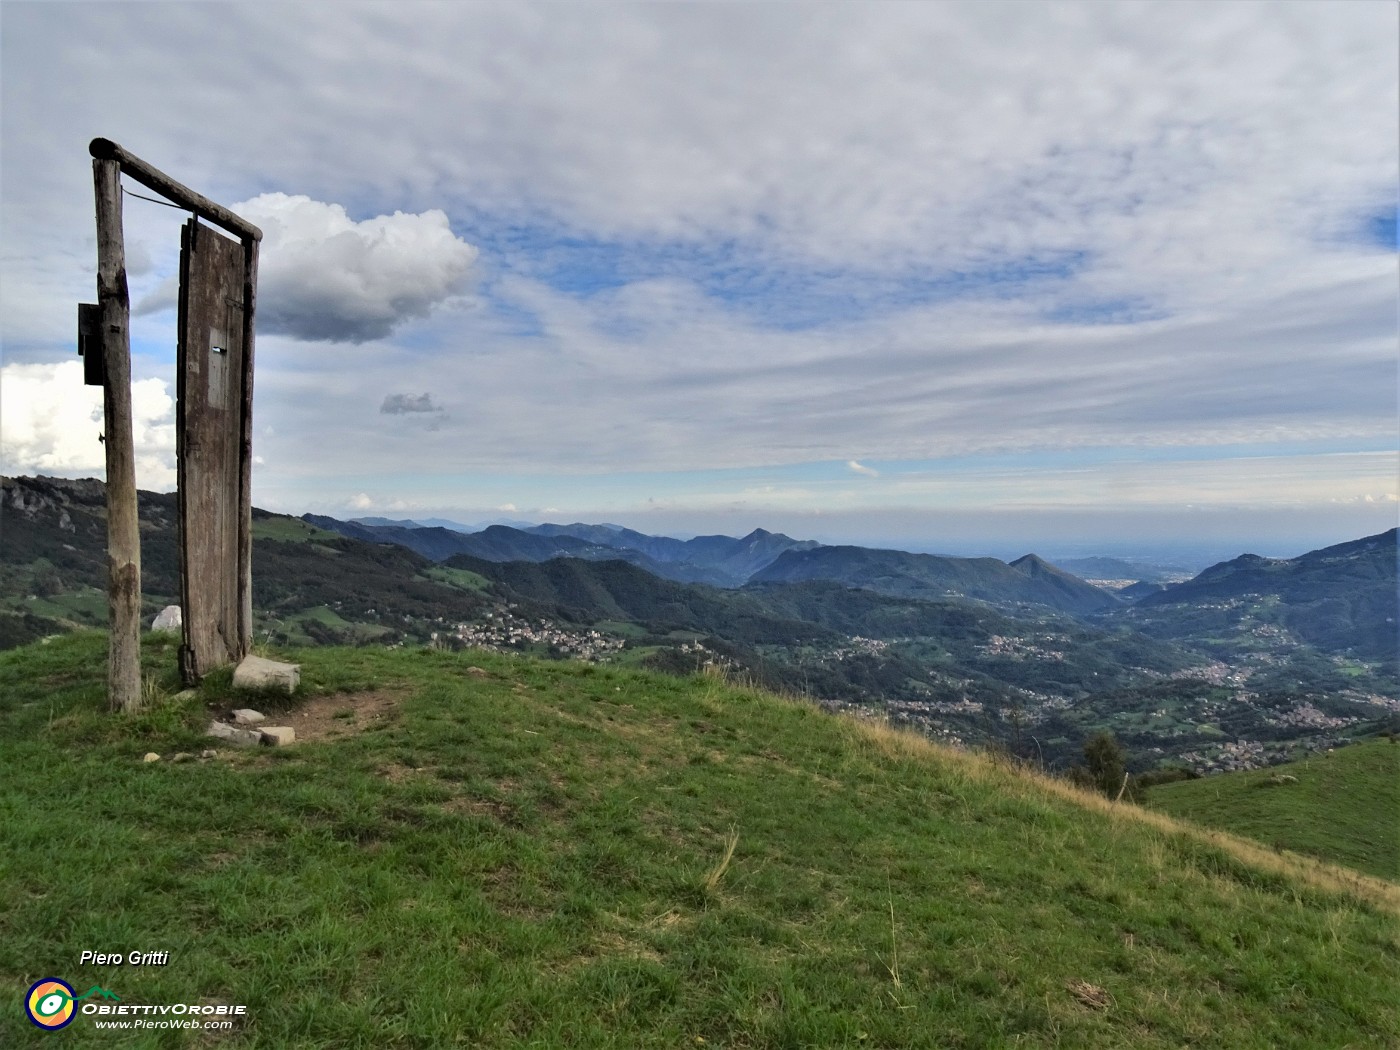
(0, 1, 1394, 551)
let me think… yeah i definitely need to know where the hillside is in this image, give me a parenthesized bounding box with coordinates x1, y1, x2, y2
(2, 474, 1199, 761)
(752, 544, 1122, 616)
(1131, 528, 1398, 665)
(440, 555, 1215, 764)
(2, 632, 1397, 1048)
(1143, 738, 1400, 880)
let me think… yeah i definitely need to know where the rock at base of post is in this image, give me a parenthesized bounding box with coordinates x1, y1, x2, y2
(233, 655, 301, 694)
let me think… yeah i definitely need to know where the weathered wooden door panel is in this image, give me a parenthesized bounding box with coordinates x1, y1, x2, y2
(177, 220, 249, 680)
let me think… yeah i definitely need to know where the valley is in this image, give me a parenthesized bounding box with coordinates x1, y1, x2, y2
(3, 474, 1395, 775)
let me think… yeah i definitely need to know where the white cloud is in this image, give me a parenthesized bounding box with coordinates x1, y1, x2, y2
(848, 460, 879, 478)
(1, 362, 176, 488)
(6, 4, 1391, 331)
(350, 493, 374, 510)
(1, 2, 1394, 535)
(231, 194, 478, 343)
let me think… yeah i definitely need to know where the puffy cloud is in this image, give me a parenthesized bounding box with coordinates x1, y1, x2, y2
(380, 392, 442, 414)
(233, 194, 478, 343)
(848, 460, 879, 478)
(346, 492, 410, 512)
(0, 362, 177, 488)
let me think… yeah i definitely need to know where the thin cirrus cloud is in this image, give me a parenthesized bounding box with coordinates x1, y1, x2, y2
(0, 2, 1394, 549)
(380, 393, 443, 415)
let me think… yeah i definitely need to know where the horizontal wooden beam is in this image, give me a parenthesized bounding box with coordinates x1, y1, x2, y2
(89, 138, 263, 243)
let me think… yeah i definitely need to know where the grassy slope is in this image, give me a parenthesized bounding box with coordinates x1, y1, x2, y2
(1, 634, 1396, 1049)
(1143, 739, 1400, 881)
(249, 516, 342, 544)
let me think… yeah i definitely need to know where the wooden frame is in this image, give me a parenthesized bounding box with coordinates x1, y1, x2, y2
(87, 138, 262, 707)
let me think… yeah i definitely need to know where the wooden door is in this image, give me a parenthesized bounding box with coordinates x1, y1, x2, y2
(177, 219, 250, 680)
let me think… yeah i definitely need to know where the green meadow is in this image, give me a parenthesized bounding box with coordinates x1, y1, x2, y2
(1143, 737, 1400, 881)
(2, 632, 1397, 1048)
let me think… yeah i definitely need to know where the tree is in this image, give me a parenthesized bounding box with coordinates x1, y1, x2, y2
(1081, 730, 1128, 799)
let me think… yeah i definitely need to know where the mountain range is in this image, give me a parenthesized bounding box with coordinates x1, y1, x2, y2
(3, 474, 1395, 770)
(304, 513, 1126, 614)
(306, 514, 823, 589)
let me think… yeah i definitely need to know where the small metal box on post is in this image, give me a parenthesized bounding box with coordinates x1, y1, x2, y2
(83, 138, 263, 708)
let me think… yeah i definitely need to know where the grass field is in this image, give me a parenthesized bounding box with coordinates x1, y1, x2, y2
(249, 518, 340, 544)
(1143, 738, 1400, 880)
(419, 566, 493, 595)
(2, 632, 1397, 1048)
(1, 587, 108, 626)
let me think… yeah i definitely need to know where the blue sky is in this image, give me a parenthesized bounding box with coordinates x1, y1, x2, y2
(1, 1, 1396, 561)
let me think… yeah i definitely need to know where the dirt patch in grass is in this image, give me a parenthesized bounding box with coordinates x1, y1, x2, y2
(286, 688, 408, 742)
(438, 777, 521, 823)
(441, 794, 516, 821)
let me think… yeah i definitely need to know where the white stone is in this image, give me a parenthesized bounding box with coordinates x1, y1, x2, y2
(232, 655, 301, 694)
(151, 605, 182, 632)
(231, 708, 266, 726)
(260, 726, 296, 747)
(142, 752, 160, 763)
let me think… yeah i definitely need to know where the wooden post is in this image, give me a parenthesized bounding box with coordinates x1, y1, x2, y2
(237, 237, 259, 656)
(93, 158, 142, 712)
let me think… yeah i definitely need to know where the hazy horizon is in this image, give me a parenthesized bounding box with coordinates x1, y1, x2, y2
(2, 3, 1395, 561)
(313, 499, 1391, 571)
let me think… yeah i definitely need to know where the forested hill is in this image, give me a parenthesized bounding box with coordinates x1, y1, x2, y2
(1133, 528, 1398, 663)
(751, 544, 1122, 615)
